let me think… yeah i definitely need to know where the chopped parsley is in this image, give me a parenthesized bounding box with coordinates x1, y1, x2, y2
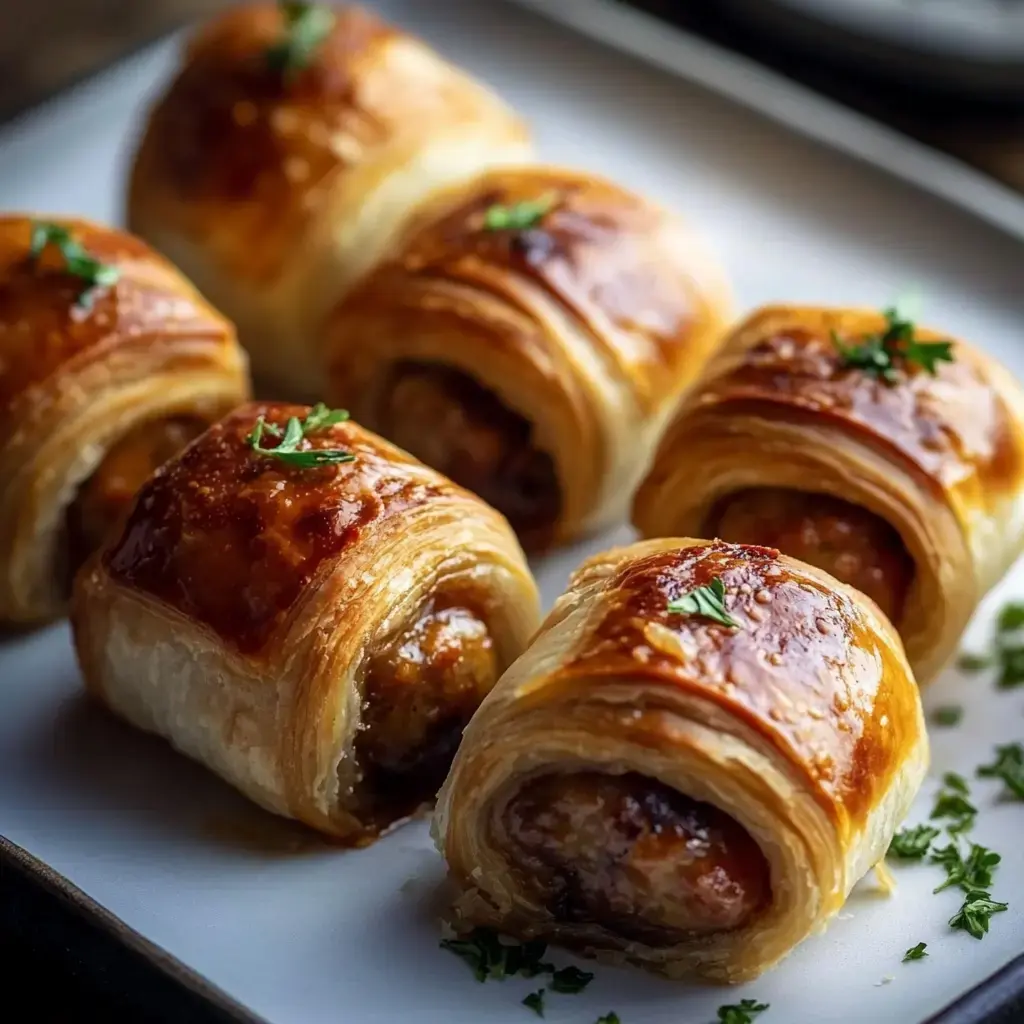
(667, 577, 739, 628)
(833, 307, 954, 384)
(266, 2, 335, 76)
(888, 823, 941, 860)
(440, 929, 593, 1011)
(977, 742, 1024, 800)
(956, 601, 1024, 688)
(440, 930, 553, 983)
(484, 195, 557, 232)
(903, 942, 928, 962)
(549, 966, 594, 994)
(957, 652, 992, 674)
(931, 705, 963, 728)
(28, 221, 120, 311)
(930, 773, 977, 835)
(716, 1000, 770, 1024)
(949, 889, 1009, 940)
(245, 403, 355, 468)
(523, 990, 545, 1017)
(931, 842, 1001, 894)
(998, 603, 1024, 631)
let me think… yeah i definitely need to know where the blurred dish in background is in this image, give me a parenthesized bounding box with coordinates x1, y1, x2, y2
(722, 0, 1024, 97)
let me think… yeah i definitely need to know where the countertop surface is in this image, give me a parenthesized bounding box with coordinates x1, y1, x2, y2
(0, 0, 221, 122)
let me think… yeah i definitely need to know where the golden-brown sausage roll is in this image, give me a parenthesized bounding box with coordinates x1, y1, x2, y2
(434, 538, 928, 983)
(326, 167, 733, 550)
(0, 215, 249, 626)
(128, 2, 532, 396)
(633, 306, 1024, 683)
(72, 401, 541, 844)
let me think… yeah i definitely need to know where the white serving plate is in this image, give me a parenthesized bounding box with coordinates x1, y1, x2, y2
(1, 1, 1023, 1022)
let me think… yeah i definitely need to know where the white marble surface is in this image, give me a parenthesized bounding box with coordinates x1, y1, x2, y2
(1, 2, 1023, 1022)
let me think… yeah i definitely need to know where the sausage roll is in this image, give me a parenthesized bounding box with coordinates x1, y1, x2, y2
(72, 402, 540, 843)
(0, 215, 249, 626)
(326, 167, 733, 551)
(127, 2, 533, 397)
(633, 306, 1024, 683)
(434, 538, 928, 983)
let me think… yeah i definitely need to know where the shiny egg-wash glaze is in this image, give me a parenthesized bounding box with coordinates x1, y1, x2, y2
(128, 3, 533, 398)
(72, 403, 540, 843)
(0, 215, 249, 625)
(634, 306, 1024, 683)
(328, 167, 733, 549)
(434, 539, 928, 982)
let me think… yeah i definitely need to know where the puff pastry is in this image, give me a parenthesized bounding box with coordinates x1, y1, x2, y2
(127, 2, 533, 397)
(72, 401, 541, 843)
(633, 306, 1024, 683)
(434, 538, 928, 983)
(326, 166, 732, 550)
(0, 214, 249, 626)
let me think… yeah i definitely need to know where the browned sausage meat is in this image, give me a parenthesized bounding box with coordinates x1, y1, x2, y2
(66, 417, 207, 577)
(707, 488, 914, 623)
(357, 597, 498, 816)
(380, 362, 561, 548)
(503, 771, 771, 941)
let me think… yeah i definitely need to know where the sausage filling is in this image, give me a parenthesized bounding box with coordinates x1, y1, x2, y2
(66, 417, 206, 579)
(503, 772, 771, 941)
(379, 362, 561, 549)
(707, 487, 914, 623)
(356, 599, 498, 819)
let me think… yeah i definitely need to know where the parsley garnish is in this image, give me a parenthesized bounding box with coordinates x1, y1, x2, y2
(716, 999, 770, 1024)
(931, 705, 963, 728)
(998, 603, 1024, 631)
(949, 889, 1008, 939)
(667, 577, 739, 628)
(888, 823, 941, 860)
(484, 195, 556, 232)
(956, 602, 1024, 688)
(245, 403, 355, 468)
(998, 646, 1024, 688)
(957, 652, 992, 673)
(931, 842, 1001, 894)
(595, 1016, 621, 1024)
(440, 930, 553, 983)
(833, 307, 954, 384)
(549, 966, 594, 994)
(523, 990, 545, 1017)
(438, 928, 597, 1003)
(930, 773, 977, 835)
(903, 942, 928, 962)
(266, 2, 335, 76)
(28, 221, 120, 311)
(977, 742, 1024, 800)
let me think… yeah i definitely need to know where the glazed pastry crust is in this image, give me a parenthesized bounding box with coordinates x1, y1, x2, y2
(632, 306, 1024, 682)
(0, 215, 249, 625)
(128, 3, 533, 396)
(327, 166, 733, 547)
(72, 402, 541, 843)
(434, 538, 928, 983)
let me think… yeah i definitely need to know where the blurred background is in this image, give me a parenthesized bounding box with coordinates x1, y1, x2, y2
(1, 0, 1023, 192)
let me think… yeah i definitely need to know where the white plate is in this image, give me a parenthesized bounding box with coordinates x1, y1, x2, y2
(1, 1, 1023, 1023)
